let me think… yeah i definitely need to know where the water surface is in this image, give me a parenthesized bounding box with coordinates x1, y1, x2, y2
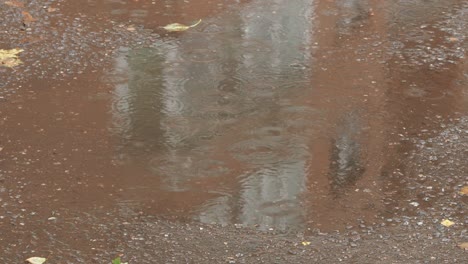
(100, 0, 467, 231)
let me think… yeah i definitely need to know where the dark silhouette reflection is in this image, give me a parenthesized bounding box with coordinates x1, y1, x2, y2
(328, 112, 365, 195)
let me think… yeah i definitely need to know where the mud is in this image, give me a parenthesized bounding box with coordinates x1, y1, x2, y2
(0, 0, 467, 263)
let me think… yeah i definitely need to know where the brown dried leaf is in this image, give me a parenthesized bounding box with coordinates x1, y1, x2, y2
(22, 11, 37, 23)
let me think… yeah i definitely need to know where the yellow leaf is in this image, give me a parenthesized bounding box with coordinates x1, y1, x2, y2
(26, 257, 46, 264)
(459, 186, 468, 195)
(302, 241, 311, 246)
(441, 219, 455, 227)
(0, 48, 24, 68)
(163, 19, 202, 32)
(458, 242, 468, 250)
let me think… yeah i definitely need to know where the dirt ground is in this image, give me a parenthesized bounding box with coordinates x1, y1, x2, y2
(0, 0, 467, 263)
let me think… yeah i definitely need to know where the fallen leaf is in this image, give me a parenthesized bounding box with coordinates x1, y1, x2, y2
(26, 257, 46, 264)
(22, 11, 37, 23)
(302, 241, 311, 246)
(163, 19, 202, 32)
(458, 242, 468, 250)
(47, 7, 57, 13)
(459, 186, 468, 195)
(5, 0, 25, 8)
(448, 37, 459, 42)
(441, 219, 455, 227)
(0, 48, 24, 68)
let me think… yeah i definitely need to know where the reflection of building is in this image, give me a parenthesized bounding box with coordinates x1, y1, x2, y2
(108, 0, 316, 231)
(106, 0, 467, 231)
(193, 0, 315, 230)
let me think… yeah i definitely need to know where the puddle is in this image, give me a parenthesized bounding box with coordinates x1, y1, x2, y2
(1, 0, 467, 235)
(104, 0, 318, 231)
(100, 0, 467, 231)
